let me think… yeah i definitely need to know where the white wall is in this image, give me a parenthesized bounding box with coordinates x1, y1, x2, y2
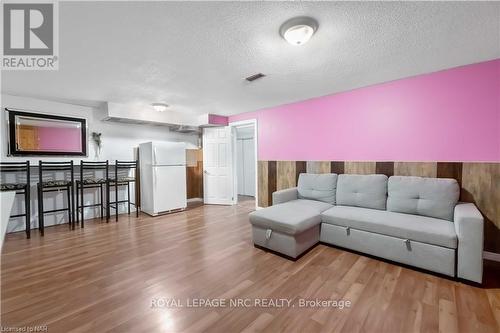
(0, 94, 199, 233)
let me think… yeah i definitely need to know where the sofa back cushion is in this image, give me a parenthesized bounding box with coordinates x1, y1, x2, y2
(387, 176, 459, 221)
(336, 174, 388, 210)
(297, 173, 338, 204)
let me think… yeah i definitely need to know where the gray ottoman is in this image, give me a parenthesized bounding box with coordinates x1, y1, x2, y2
(249, 173, 338, 259)
(249, 198, 332, 259)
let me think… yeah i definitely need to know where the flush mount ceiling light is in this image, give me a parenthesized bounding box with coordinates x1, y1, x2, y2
(280, 16, 318, 46)
(151, 103, 169, 112)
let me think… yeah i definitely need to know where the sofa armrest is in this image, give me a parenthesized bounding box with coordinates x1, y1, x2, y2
(272, 187, 298, 205)
(454, 202, 484, 283)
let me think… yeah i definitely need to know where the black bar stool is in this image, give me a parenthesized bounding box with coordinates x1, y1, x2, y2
(0, 161, 31, 239)
(108, 160, 139, 221)
(37, 161, 75, 236)
(75, 161, 109, 228)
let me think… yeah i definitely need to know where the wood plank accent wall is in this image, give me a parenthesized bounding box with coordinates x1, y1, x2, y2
(186, 149, 203, 199)
(277, 161, 296, 190)
(345, 162, 376, 174)
(295, 161, 307, 184)
(461, 163, 500, 252)
(258, 161, 269, 208)
(330, 161, 345, 174)
(394, 162, 437, 177)
(268, 161, 277, 206)
(306, 161, 331, 173)
(258, 160, 500, 253)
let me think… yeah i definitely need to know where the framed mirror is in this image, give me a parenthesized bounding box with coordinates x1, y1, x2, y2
(6, 109, 87, 156)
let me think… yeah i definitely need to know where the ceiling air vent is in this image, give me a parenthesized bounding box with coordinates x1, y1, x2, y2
(168, 125, 201, 134)
(245, 73, 266, 82)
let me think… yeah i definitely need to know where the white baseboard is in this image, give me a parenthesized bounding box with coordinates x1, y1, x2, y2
(187, 198, 203, 203)
(483, 251, 500, 262)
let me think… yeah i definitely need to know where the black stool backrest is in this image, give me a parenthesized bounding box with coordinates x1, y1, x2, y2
(80, 160, 109, 182)
(114, 160, 137, 180)
(0, 161, 30, 185)
(38, 161, 74, 184)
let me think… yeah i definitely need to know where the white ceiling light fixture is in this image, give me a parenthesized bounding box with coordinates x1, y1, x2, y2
(280, 16, 319, 46)
(151, 103, 169, 112)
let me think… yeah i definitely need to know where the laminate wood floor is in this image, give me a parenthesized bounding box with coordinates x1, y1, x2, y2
(1, 199, 499, 333)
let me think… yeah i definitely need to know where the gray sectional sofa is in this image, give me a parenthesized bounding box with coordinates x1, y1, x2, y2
(249, 173, 484, 283)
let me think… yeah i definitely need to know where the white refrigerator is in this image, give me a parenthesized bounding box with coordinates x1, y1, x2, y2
(139, 141, 187, 216)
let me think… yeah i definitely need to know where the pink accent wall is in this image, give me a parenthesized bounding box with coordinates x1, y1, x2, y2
(38, 127, 82, 152)
(208, 114, 229, 126)
(229, 59, 500, 162)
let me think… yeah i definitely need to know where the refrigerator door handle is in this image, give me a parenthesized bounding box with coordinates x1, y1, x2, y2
(153, 147, 157, 165)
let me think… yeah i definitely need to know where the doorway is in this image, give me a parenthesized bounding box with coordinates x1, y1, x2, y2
(230, 119, 258, 208)
(236, 126, 255, 198)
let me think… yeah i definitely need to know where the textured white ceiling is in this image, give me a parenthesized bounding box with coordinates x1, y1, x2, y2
(2, 1, 499, 116)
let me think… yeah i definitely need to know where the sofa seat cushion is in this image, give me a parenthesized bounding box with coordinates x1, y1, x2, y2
(250, 199, 332, 235)
(321, 206, 457, 248)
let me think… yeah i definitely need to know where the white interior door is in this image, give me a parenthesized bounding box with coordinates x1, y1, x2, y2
(203, 127, 234, 205)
